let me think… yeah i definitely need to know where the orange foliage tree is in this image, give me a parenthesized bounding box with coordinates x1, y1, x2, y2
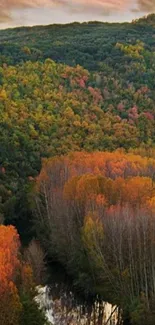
(0, 225, 22, 325)
(34, 150, 155, 312)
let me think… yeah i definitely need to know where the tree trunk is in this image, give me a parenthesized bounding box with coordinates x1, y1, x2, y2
(98, 302, 103, 325)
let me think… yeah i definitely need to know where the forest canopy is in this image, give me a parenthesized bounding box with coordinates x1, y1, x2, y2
(1, 14, 155, 324)
(0, 56, 155, 237)
(33, 150, 155, 323)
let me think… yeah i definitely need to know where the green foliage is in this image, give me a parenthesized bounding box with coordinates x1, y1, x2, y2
(1, 15, 155, 323)
(1, 17, 155, 239)
(1, 58, 153, 238)
(130, 295, 155, 325)
(20, 293, 49, 325)
(0, 15, 155, 70)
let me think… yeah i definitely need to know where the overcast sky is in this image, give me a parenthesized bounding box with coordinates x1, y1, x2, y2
(0, 0, 154, 29)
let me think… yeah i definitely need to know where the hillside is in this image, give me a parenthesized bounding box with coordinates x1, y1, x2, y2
(0, 14, 155, 70)
(0, 15, 155, 239)
(1, 14, 155, 325)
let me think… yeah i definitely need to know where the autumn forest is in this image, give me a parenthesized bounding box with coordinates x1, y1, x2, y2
(1, 13, 155, 325)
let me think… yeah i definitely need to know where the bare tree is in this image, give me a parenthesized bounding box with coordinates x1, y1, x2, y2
(24, 239, 47, 284)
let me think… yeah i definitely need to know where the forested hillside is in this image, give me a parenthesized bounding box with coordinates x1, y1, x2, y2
(0, 14, 155, 70)
(1, 57, 155, 239)
(1, 14, 155, 324)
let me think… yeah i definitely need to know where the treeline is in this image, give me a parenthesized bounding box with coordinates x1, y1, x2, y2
(33, 151, 155, 324)
(0, 14, 155, 71)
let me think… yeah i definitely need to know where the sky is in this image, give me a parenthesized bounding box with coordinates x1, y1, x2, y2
(0, 0, 155, 29)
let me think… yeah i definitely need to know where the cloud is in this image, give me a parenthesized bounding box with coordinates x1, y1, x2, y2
(137, 0, 155, 12)
(0, 0, 58, 22)
(0, 0, 154, 24)
(0, 0, 129, 23)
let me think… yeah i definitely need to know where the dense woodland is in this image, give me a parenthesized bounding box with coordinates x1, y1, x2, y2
(1, 14, 155, 324)
(34, 151, 155, 324)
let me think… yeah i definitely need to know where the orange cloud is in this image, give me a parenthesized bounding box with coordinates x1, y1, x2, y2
(0, 0, 154, 23)
(64, 0, 129, 14)
(137, 0, 155, 12)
